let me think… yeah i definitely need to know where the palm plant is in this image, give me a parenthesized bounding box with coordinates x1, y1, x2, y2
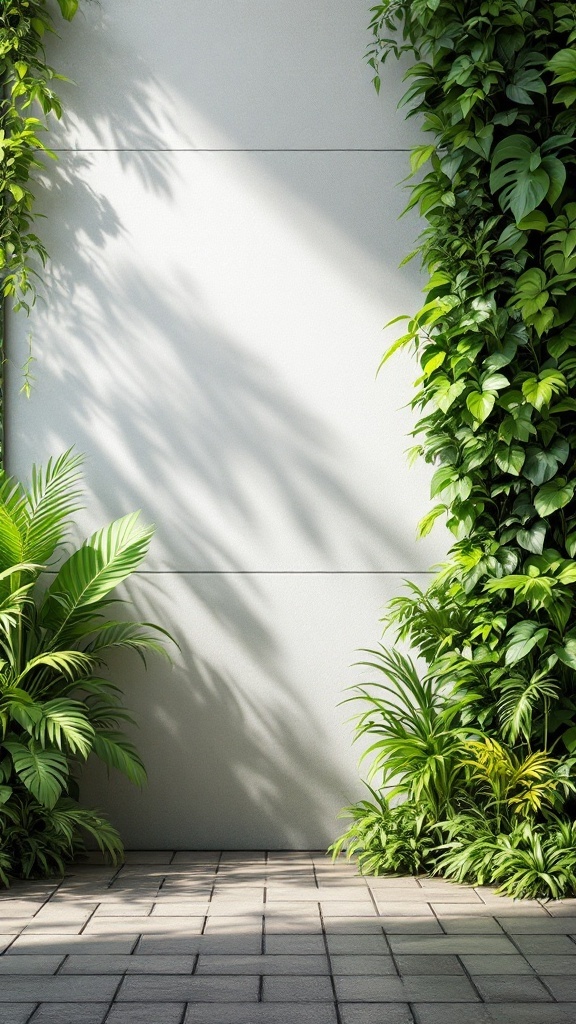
(0, 451, 171, 881)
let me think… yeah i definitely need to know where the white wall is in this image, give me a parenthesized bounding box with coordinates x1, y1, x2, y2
(6, 0, 447, 848)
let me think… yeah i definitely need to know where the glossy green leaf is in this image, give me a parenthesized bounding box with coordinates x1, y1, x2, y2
(504, 622, 548, 665)
(495, 445, 525, 476)
(466, 390, 496, 424)
(548, 49, 576, 84)
(522, 440, 568, 486)
(56, 0, 79, 20)
(522, 371, 567, 410)
(417, 505, 446, 539)
(534, 479, 576, 516)
(556, 640, 576, 671)
(516, 521, 547, 555)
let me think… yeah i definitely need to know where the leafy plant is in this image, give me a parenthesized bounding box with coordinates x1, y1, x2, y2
(335, 0, 576, 898)
(437, 816, 576, 900)
(0, 0, 79, 313)
(349, 647, 479, 817)
(329, 787, 439, 876)
(0, 450, 171, 881)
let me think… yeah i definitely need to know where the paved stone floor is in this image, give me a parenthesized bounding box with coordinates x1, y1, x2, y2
(1, 851, 576, 1023)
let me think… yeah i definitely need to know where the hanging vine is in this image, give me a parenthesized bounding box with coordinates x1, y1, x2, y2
(0, 0, 79, 453)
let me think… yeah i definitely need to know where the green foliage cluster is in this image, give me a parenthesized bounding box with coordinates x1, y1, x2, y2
(0, 0, 78, 313)
(334, 0, 576, 897)
(0, 451, 169, 882)
(332, 648, 576, 897)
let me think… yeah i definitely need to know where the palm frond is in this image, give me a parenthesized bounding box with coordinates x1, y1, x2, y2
(41, 512, 154, 635)
(91, 729, 147, 787)
(84, 620, 173, 663)
(48, 798, 124, 863)
(23, 450, 85, 565)
(32, 699, 94, 758)
(18, 650, 95, 687)
(0, 474, 28, 573)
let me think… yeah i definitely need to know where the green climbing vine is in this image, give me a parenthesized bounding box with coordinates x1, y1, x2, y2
(0, 0, 79, 452)
(1, 0, 78, 310)
(333, 1, 576, 898)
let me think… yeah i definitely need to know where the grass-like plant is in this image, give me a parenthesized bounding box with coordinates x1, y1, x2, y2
(0, 450, 170, 882)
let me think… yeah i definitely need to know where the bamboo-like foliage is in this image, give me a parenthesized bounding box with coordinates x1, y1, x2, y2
(334, 2, 576, 898)
(0, 451, 171, 882)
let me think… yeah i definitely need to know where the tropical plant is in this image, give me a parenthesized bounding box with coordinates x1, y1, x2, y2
(334, 652, 576, 897)
(437, 816, 576, 900)
(330, 787, 439, 876)
(0, 449, 171, 881)
(349, 647, 479, 817)
(333, 0, 576, 897)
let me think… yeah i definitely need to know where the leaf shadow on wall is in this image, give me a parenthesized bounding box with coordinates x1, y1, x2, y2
(5, 10, 436, 842)
(5, 146, 421, 844)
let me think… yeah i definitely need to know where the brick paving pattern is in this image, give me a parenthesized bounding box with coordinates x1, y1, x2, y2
(0, 850, 575, 1023)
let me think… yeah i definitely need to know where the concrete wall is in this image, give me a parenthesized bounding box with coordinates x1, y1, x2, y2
(6, 0, 447, 848)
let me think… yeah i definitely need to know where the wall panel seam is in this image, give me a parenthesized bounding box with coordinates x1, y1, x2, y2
(130, 570, 434, 576)
(51, 148, 412, 154)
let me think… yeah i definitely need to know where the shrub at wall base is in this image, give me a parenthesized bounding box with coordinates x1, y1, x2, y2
(333, 1, 576, 898)
(0, 451, 170, 882)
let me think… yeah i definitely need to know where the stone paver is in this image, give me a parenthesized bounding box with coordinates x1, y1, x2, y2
(326, 934, 389, 955)
(525, 955, 576, 974)
(60, 954, 196, 974)
(541, 976, 576, 1001)
(116, 974, 259, 1001)
(0, 976, 120, 1001)
(184, 1006, 338, 1024)
(331, 954, 397, 975)
(412, 1006, 576, 1023)
(335, 975, 479, 1002)
(29, 1005, 110, 1024)
(0, 851, 575, 1023)
(340, 1008, 414, 1024)
(265, 934, 326, 954)
(459, 954, 533, 975)
(0, 1008, 36, 1024)
(196, 953, 330, 974)
(472, 974, 552, 1002)
(106, 1006, 185, 1024)
(136, 933, 263, 955)
(0, 955, 64, 974)
(262, 975, 335, 1001)
(395, 954, 465, 976)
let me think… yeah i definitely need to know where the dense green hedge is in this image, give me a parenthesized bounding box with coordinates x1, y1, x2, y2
(334, 1, 576, 898)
